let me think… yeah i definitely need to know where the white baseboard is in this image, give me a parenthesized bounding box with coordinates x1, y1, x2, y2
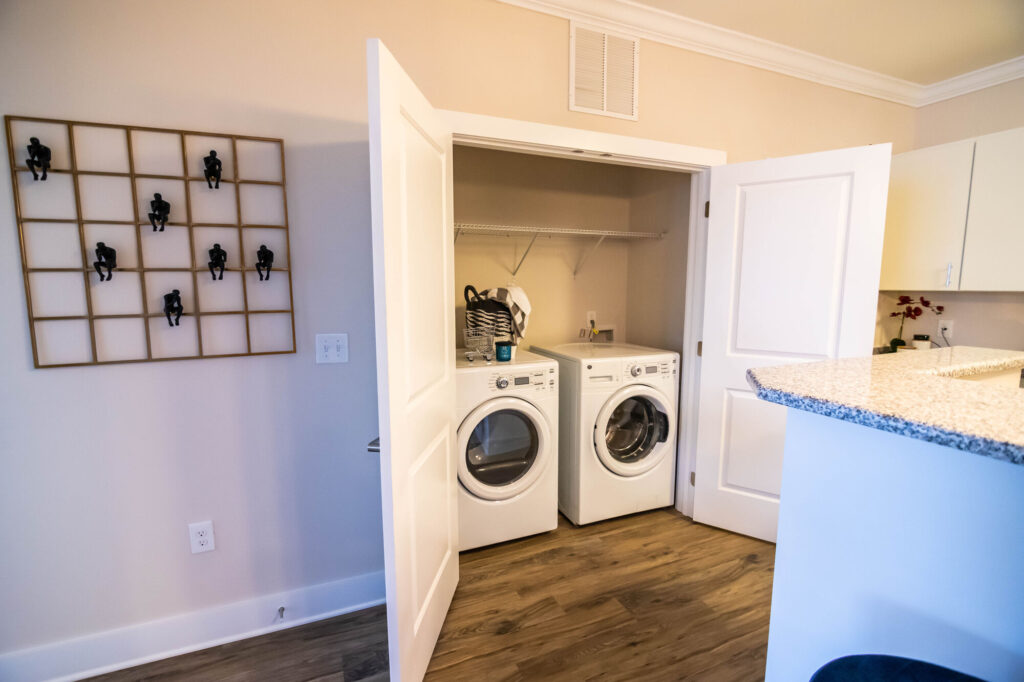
(0, 570, 386, 682)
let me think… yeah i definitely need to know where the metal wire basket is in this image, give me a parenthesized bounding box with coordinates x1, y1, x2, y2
(463, 326, 496, 361)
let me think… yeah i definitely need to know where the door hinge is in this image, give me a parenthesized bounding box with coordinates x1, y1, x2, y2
(704, 201, 710, 218)
(696, 341, 702, 357)
(689, 471, 696, 486)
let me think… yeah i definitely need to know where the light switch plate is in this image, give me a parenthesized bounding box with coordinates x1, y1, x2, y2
(316, 333, 349, 364)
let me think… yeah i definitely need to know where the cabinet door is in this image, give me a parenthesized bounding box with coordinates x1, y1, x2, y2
(879, 140, 974, 291)
(960, 127, 1024, 291)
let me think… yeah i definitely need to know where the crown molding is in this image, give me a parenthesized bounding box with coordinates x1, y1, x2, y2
(917, 56, 1024, 107)
(499, 0, 1024, 108)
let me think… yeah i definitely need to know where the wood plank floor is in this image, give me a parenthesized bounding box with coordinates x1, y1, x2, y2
(426, 508, 774, 681)
(88, 509, 773, 681)
(85, 605, 389, 682)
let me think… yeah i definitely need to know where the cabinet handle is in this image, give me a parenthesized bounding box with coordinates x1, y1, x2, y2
(945, 262, 953, 288)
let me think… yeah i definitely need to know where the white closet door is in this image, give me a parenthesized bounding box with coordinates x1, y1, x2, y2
(693, 144, 891, 542)
(367, 39, 457, 682)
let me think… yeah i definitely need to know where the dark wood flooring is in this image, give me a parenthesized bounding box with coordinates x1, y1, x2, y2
(85, 604, 389, 682)
(427, 508, 774, 681)
(88, 509, 774, 681)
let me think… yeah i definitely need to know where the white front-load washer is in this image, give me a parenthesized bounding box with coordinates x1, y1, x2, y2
(456, 350, 559, 550)
(531, 343, 678, 525)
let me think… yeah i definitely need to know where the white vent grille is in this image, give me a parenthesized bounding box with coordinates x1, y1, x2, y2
(570, 23, 639, 120)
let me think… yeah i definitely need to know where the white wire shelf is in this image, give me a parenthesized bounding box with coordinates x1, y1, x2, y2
(453, 223, 663, 277)
(453, 222, 663, 240)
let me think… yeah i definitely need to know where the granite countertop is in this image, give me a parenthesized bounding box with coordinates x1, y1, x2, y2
(747, 346, 1024, 465)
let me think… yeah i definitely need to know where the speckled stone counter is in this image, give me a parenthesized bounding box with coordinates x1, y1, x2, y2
(747, 346, 1024, 465)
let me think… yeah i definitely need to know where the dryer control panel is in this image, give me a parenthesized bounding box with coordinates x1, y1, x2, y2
(625, 359, 676, 381)
(582, 356, 678, 391)
(490, 366, 557, 394)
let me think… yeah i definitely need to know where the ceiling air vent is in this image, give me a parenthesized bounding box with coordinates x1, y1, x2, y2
(570, 23, 639, 121)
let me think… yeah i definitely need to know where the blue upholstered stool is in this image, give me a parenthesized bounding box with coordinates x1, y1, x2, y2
(811, 655, 985, 681)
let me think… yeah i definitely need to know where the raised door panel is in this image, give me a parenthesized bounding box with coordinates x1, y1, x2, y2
(960, 127, 1024, 292)
(734, 176, 851, 357)
(879, 140, 974, 291)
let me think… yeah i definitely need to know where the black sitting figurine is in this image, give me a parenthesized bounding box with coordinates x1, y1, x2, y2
(208, 243, 227, 281)
(93, 242, 117, 282)
(255, 244, 274, 281)
(203, 150, 222, 189)
(26, 137, 52, 181)
(163, 289, 183, 327)
(148, 193, 171, 232)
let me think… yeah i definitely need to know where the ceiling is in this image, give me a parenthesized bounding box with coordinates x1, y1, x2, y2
(631, 0, 1024, 84)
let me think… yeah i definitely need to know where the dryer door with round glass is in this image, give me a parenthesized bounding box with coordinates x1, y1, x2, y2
(594, 384, 675, 477)
(457, 396, 552, 501)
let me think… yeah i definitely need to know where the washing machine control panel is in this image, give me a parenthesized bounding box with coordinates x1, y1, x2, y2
(624, 359, 677, 382)
(490, 367, 557, 393)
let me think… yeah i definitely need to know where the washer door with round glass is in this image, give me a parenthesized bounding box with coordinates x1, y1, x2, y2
(594, 384, 675, 477)
(457, 396, 552, 501)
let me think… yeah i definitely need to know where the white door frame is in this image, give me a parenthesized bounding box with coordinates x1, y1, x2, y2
(440, 110, 722, 518)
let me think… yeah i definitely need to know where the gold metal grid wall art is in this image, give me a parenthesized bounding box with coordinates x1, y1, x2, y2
(6, 115, 296, 368)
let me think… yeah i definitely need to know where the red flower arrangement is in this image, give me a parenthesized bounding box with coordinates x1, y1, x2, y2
(889, 295, 944, 351)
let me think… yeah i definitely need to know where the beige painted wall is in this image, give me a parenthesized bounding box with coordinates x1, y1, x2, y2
(393, 5, 917, 162)
(915, 79, 1024, 148)
(0, 0, 1008, 668)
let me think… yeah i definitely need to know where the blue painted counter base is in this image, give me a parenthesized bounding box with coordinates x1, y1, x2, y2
(765, 410, 1024, 682)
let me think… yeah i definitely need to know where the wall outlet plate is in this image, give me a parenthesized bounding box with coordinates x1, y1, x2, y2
(189, 520, 215, 554)
(938, 319, 954, 343)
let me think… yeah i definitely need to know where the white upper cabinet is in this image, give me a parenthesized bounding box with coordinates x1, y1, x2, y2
(960, 127, 1024, 291)
(880, 126, 1024, 293)
(879, 139, 974, 291)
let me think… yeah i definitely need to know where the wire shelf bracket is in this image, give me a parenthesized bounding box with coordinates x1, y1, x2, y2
(573, 235, 605, 277)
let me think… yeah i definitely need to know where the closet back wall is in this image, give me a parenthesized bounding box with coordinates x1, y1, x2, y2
(454, 147, 636, 347)
(454, 147, 692, 349)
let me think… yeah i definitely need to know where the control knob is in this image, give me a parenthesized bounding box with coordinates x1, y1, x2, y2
(630, 365, 643, 377)
(496, 376, 509, 389)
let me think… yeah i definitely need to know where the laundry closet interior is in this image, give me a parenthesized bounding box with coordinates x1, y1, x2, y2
(453, 145, 692, 352)
(450, 141, 695, 551)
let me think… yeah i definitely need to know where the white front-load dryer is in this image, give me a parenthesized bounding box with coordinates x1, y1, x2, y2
(456, 350, 559, 550)
(531, 343, 678, 525)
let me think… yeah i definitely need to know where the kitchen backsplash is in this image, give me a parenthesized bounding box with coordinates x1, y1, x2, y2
(876, 291, 1024, 351)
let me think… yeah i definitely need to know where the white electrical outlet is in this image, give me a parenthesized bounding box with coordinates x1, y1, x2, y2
(315, 333, 349, 364)
(938, 319, 954, 344)
(189, 520, 216, 554)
